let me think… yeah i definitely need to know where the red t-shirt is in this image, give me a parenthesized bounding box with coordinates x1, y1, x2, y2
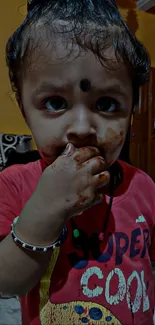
(0, 160, 155, 325)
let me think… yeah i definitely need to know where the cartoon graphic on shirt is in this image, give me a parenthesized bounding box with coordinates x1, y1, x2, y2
(39, 221, 151, 325)
(40, 300, 122, 325)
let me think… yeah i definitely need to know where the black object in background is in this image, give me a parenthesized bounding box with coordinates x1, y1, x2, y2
(4, 150, 41, 168)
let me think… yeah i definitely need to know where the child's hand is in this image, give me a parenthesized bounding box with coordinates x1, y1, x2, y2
(36, 143, 110, 217)
(18, 143, 110, 246)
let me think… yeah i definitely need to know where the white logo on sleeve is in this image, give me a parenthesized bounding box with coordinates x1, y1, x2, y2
(136, 215, 146, 223)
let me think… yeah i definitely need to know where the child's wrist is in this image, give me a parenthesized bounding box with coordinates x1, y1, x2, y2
(11, 216, 67, 252)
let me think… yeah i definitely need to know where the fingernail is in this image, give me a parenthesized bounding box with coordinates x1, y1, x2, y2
(63, 143, 74, 156)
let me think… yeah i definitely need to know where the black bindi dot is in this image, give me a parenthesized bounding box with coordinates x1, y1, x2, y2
(79, 79, 91, 92)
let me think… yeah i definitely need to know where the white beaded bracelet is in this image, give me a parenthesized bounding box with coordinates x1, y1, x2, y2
(11, 216, 67, 252)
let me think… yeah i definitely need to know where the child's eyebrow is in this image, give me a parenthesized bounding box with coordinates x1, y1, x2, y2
(32, 82, 69, 97)
(93, 84, 130, 100)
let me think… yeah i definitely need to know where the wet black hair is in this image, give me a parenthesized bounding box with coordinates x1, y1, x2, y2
(6, 0, 150, 106)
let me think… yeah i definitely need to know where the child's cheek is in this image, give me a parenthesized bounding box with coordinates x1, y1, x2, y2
(39, 151, 54, 165)
(100, 128, 125, 166)
(39, 144, 60, 165)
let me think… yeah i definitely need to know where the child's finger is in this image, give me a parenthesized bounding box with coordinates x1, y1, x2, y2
(82, 156, 106, 175)
(73, 146, 100, 164)
(93, 171, 110, 189)
(87, 191, 105, 209)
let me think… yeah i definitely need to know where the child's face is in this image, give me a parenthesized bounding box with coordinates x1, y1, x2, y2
(21, 40, 133, 168)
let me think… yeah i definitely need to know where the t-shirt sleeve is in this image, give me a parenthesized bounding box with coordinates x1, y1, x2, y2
(0, 167, 21, 241)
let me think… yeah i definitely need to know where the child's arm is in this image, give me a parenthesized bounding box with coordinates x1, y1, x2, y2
(0, 170, 62, 297)
(0, 233, 52, 297)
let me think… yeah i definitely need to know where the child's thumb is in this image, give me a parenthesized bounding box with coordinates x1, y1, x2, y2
(63, 143, 75, 156)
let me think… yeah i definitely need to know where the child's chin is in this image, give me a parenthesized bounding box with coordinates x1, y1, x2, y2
(103, 151, 121, 169)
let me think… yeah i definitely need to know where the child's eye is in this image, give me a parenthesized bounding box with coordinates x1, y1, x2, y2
(42, 96, 67, 112)
(96, 97, 120, 113)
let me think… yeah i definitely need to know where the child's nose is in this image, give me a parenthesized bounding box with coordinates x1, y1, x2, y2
(66, 105, 96, 143)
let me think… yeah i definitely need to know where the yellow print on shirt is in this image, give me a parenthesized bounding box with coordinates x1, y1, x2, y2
(40, 300, 122, 325)
(39, 247, 60, 311)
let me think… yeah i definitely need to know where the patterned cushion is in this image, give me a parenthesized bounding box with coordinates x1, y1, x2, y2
(0, 134, 32, 170)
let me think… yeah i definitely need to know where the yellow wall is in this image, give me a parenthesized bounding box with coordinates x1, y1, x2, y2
(120, 8, 155, 68)
(0, 1, 30, 135)
(0, 1, 155, 136)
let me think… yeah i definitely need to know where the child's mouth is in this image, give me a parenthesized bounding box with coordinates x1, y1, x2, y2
(61, 144, 105, 159)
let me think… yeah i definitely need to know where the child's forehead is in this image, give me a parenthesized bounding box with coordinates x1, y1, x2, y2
(23, 43, 132, 101)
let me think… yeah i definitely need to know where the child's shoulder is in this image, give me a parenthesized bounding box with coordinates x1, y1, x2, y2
(0, 159, 44, 186)
(119, 160, 155, 192)
(119, 160, 153, 180)
(0, 160, 45, 215)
